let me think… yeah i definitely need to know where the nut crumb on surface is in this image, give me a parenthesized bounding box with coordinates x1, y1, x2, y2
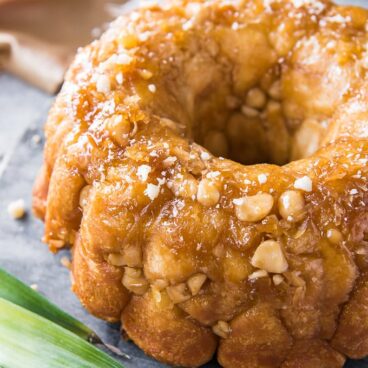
(212, 320, 231, 338)
(32, 134, 41, 144)
(248, 269, 268, 280)
(7, 199, 26, 220)
(251, 240, 288, 274)
(60, 256, 72, 269)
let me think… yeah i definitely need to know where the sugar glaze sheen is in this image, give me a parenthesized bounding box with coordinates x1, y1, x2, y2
(33, 0, 368, 367)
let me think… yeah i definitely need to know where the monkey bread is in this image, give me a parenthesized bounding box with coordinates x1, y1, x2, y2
(33, 0, 368, 367)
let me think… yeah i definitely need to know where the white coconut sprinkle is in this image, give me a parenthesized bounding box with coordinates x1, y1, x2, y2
(294, 176, 313, 192)
(258, 173, 267, 184)
(163, 156, 177, 167)
(137, 165, 151, 182)
(207, 171, 221, 179)
(144, 183, 160, 200)
(248, 270, 268, 280)
(201, 152, 211, 161)
(96, 75, 111, 94)
(232, 198, 244, 206)
(116, 53, 132, 65)
(115, 73, 124, 85)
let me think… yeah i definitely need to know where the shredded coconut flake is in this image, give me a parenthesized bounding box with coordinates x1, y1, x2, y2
(207, 171, 221, 179)
(115, 73, 124, 84)
(96, 74, 111, 94)
(294, 176, 313, 192)
(144, 183, 160, 200)
(163, 156, 177, 167)
(116, 53, 132, 65)
(248, 270, 268, 280)
(201, 152, 211, 161)
(258, 173, 267, 184)
(137, 165, 151, 182)
(232, 198, 244, 206)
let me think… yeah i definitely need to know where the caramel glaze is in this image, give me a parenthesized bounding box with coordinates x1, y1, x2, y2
(33, 0, 368, 367)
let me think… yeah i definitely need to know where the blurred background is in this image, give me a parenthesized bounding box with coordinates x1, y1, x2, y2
(0, 0, 365, 177)
(0, 0, 133, 175)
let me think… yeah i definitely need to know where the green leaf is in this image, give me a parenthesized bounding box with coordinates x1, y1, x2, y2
(0, 268, 97, 342)
(0, 268, 130, 360)
(0, 297, 124, 368)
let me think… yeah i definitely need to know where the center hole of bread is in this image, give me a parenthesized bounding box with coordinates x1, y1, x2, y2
(193, 82, 293, 166)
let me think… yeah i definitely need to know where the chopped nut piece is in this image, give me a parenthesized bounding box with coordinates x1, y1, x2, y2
(48, 239, 65, 250)
(245, 87, 267, 109)
(30, 284, 38, 291)
(148, 84, 157, 93)
(60, 256, 71, 269)
(107, 253, 126, 266)
(233, 193, 274, 222)
(170, 174, 198, 199)
(139, 69, 153, 79)
(212, 321, 231, 338)
(153, 279, 169, 290)
(258, 173, 267, 184)
(7, 199, 26, 219)
(278, 190, 305, 222)
(241, 105, 259, 117)
(294, 176, 313, 192)
(266, 100, 281, 114)
(151, 287, 162, 303)
(327, 228, 343, 245)
(248, 269, 268, 280)
(187, 273, 207, 295)
(197, 179, 220, 206)
(268, 80, 282, 100)
(273, 274, 284, 286)
(108, 246, 142, 268)
(106, 115, 131, 147)
(122, 267, 148, 295)
(251, 240, 288, 274)
(166, 283, 191, 304)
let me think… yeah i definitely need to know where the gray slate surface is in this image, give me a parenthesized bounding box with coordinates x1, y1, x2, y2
(1, 80, 368, 368)
(1, 0, 368, 366)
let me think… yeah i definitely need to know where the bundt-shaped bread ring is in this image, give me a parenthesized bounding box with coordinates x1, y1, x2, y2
(33, 0, 368, 367)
